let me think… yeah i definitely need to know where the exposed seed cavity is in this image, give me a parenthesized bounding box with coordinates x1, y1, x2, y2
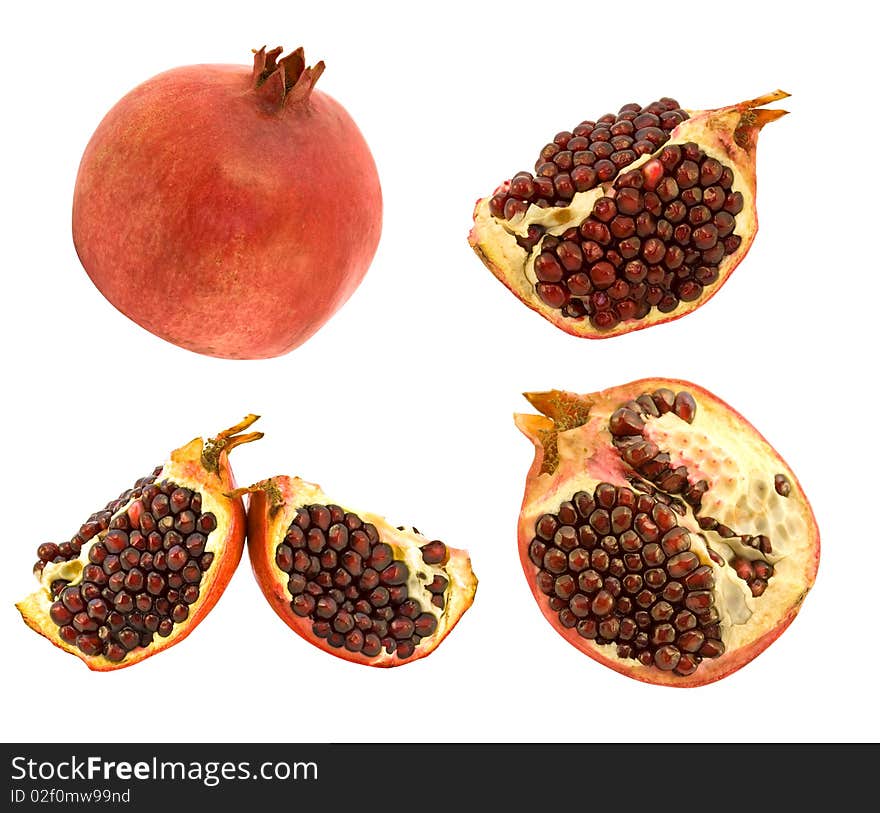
(277, 505, 446, 660)
(35, 467, 164, 577)
(44, 474, 217, 662)
(523, 140, 739, 329)
(607, 389, 777, 594)
(490, 99, 688, 220)
(529, 482, 724, 678)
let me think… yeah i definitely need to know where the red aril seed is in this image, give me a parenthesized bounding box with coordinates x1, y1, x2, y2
(515, 380, 819, 687)
(536, 283, 568, 309)
(534, 253, 564, 283)
(589, 261, 617, 289)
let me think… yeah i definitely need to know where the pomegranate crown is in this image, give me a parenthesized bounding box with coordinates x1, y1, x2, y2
(251, 45, 325, 109)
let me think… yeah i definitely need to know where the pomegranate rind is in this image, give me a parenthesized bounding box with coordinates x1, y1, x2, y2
(247, 476, 478, 667)
(515, 378, 819, 687)
(469, 92, 788, 338)
(16, 420, 256, 671)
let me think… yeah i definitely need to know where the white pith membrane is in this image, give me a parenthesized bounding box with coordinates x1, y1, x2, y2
(254, 477, 478, 665)
(16, 431, 248, 670)
(515, 378, 818, 687)
(469, 94, 786, 337)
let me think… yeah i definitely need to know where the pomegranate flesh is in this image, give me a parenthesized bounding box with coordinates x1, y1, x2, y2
(245, 476, 478, 666)
(17, 416, 262, 669)
(515, 379, 818, 686)
(469, 92, 788, 337)
(72, 46, 382, 359)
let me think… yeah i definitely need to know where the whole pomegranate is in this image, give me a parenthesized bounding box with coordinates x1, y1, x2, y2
(469, 92, 788, 337)
(72, 46, 382, 359)
(515, 379, 819, 687)
(16, 417, 262, 669)
(244, 475, 478, 666)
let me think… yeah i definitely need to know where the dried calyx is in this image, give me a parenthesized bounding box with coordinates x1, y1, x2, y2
(251, 45, 325, 109)
(470, 93, 788, 337)
(516, 380, 818, 686)
(245, 476, 478, 667)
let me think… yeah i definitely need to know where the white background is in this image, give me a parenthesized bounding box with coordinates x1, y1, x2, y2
(1, 1, 875, 743)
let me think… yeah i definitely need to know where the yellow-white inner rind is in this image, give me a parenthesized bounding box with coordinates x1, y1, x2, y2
(641, 407, 813, 652)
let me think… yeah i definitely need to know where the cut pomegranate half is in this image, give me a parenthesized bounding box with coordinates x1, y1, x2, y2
(470, 92, 789, 337)
(515, 380, 818, 686)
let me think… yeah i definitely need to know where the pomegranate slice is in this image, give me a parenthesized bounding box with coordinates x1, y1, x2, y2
(17, 417, 262, 669)
(469, 92, 788, 336)
(515, 379, 818, 686)
(245, 476, 478, 666)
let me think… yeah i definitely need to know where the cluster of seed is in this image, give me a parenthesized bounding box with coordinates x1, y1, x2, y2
(609, 388, 708, 510)
(698, 517, 774, 596)
(489, 99, 689, 219)
(44, 478, 218, 662)
(731, 556, 775, 598)
(34, 467, 163, 584)
(697, 516, 773, 554)
(530, 143, 743, 329)
(609, 387, 776, 597)
(277, 504, 447, 659)
(529, 483, 725, 676)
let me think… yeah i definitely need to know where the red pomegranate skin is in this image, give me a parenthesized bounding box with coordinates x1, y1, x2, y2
(72, 55, 382, 359)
